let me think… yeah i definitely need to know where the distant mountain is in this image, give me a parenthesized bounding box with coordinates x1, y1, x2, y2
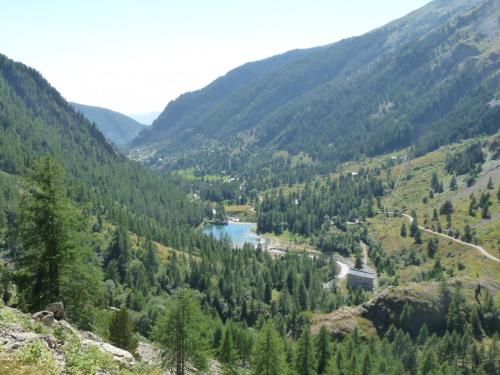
(70, 102, 147, 146)
(130, 0, 500, 170)
(127, 112, 160, 125)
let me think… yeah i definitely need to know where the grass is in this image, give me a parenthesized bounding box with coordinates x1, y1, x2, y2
(172, 167, 229, 182)
(224, 204, 253, 214)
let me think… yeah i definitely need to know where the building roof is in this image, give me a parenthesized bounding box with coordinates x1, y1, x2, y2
(348, 269, 375, 279)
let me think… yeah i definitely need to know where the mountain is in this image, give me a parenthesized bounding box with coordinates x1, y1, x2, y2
(70, 102, 147, 146)
(0, 53, 205, 244)
(127, 111, 160, 125)
(130, 0, 500, 170)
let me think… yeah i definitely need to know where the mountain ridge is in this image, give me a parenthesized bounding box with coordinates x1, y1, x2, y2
(70, 102, 147, 147)
(130, 0, 499, 171)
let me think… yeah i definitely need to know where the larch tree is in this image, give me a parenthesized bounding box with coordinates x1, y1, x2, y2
(296, 325, 316, 375)
(15, 156, 102, 326)
(109, 307, 138, 355)
(251, 323, 287, 375)
(315, 325, 332, 374)
(153, 289, 208, 375)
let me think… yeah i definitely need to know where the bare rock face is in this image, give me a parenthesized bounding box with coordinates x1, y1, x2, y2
(46, 301, 65, 320)
(33, 310, 55, 326)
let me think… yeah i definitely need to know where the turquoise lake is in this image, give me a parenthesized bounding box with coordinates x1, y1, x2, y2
(203, 222, 262, 247)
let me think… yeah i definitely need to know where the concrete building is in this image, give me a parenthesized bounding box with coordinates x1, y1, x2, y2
(346, 269, 374, 291)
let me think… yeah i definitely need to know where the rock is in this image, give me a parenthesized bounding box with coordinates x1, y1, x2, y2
(46, 302, 65, 320)
(33, 310, 55, 326)
(83, 339, 136, 367)
(54, 319, 80, 338)
(137, 342, 161, 365)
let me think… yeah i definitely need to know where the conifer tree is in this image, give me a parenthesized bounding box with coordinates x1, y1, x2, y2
(219, 322, 236, 367)
(316, 325, 331, 374)
(296, 325, 316, 375)
(400, 223, 407, 237)
(251, 323, 287, 375)
(109, 307, 138, 355)
(417, 324, 429, 346)
(153, 289, 208, 375)
(15, 157, 102, 324)
(449, 175, 457, 191)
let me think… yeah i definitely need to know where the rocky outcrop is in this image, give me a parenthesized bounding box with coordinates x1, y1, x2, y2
(82, 339, 136, 366)
(313, 279, 500, 339)
(32, 310, 55, 326)
(0, 306, 153, 372)
(46, 301, 65, 320)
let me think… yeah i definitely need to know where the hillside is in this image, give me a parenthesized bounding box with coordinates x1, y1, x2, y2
(130, 0, 500, 171)
(0, 52, 206, 247)
(70, 102, 147, 147)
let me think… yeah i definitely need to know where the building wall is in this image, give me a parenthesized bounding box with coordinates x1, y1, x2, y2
(347, 273, 373, 291)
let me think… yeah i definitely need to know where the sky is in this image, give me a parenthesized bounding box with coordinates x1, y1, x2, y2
(1, 0, 430, 116)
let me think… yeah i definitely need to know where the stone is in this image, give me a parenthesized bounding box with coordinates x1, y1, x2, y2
(82, 339, 136, 367)
(33, 310, 55, 326)
(55, 319, 80, 338)
(46, 301, 65, 320)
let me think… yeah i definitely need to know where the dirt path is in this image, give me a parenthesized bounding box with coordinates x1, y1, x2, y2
(398, 213, 500, 263)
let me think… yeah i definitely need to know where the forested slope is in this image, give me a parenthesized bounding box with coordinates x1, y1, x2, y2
(71, 102, 147, 146)
(0, 53, 205, 246)
(130, 0, 500, 171)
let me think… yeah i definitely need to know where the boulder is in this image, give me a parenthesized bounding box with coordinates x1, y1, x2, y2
(33, 310, 55, 326)
(83, 339, 136, 367)
(46, 301, 65, 320)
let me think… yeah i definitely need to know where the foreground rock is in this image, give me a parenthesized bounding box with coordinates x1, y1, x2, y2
(0, 305, 161, 374)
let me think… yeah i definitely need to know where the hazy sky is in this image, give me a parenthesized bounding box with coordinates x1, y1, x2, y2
(1, 0, 430, 115)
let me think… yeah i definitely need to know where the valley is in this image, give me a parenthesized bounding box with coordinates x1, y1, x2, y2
(0, 0, 499, 374)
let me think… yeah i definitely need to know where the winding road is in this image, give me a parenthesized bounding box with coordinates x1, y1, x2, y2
(397, 212, 500, 263)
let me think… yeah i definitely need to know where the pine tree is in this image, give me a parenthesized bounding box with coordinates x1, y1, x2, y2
(296, 326, 316, 375)
(316, 325, 331, 374)
(400, 223, 407, 237)
(463, 224, 472, 243)
(109, 308, 138, 355)
(264, 280, 272, 304)
(153, 289, 208, 375)
(426, 238, 438, 258)
(400, 302, 414, 333)
(481, 203, 489, 219)
(251, 323, 287, 375)
(449, 175, 457, 191)
(409, 214, 419, 238)
(15, 157, 102, 323)
(106, 226, 132, 284)
(298, 281, 308, 311)
(219, 322, 236, 368)
(418, 348, 438, 375)
(355, 254, 363, 269)
(414, 228, 422, 244)
(468, 196, 476, 216)
(417, 324, 429, 346)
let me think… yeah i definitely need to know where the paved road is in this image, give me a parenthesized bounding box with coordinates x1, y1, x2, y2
(398, 213, 500, 263)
